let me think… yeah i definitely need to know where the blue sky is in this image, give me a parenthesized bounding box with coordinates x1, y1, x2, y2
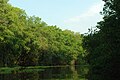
(9, 0, 104, 34)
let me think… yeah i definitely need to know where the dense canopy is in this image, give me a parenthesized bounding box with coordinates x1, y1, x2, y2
(0, 0, 84, 67)
(83, 0, 120, 80)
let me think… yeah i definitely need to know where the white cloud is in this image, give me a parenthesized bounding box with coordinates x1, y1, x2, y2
(63, 2, 104, 33)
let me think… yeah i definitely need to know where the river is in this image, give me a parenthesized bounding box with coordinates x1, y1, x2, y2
(0, 65, 88, 80)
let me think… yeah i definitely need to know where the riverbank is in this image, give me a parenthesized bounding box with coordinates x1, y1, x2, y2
(0, 66, 49, 74)
(0, 65, 88, 74)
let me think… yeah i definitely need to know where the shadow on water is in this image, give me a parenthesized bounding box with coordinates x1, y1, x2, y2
(0, 65, 88, 80)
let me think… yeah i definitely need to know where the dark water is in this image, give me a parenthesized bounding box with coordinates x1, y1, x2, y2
(0, 65, 87, 80)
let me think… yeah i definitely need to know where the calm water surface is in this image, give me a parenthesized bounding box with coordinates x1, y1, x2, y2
(0, 65, 87, 80)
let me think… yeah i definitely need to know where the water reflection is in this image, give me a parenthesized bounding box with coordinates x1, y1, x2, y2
(0, 65, 87, 80)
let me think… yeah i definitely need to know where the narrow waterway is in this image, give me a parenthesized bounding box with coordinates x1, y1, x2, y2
(0, 65, 88, 80)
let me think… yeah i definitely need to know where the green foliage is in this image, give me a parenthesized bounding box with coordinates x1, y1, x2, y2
(0, 0, 84, 67)
(83, 0, 120, 80)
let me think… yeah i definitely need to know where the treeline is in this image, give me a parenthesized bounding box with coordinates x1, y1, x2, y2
(83, 0, 120, 80)
(0, 0, 85, 67)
